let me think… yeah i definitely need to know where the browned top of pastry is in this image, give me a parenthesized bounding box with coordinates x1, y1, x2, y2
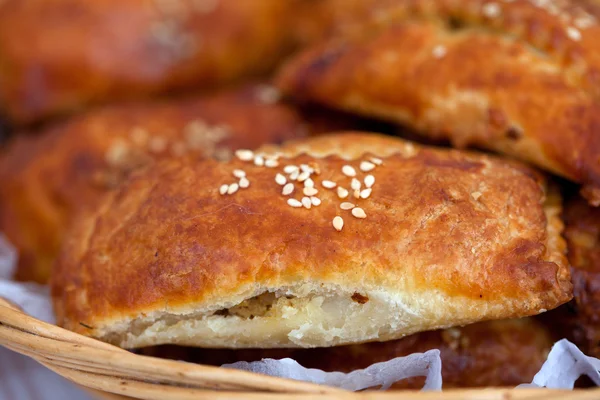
(542, 194, 600, 357)
(295, 0, 600, 83)
(277, 0, 600, 205)
(0, 84, 306, 283)
(51, 133, 571, 349)
(142, 318, 554, 389)
(0, 0, 298, 124)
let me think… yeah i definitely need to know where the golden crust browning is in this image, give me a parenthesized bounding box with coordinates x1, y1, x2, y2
(541, 195, 600, 357)
(141, 318, 554, 388)
(0, 84, 307, 283)
(51, 133, 571, 349)
(0, 0, 298, 124)
(277, 0, 600, 205)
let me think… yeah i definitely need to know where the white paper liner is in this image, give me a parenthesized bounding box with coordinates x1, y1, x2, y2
(519, 339, 600, 389)
(223, 350, 443, 391)
(0, 233, 598, 396)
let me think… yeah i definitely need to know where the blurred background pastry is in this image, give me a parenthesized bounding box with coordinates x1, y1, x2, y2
(0, 84, 309, 284)
(541, 193, 600, 358)
(278, 0, 600, 205)
(0, 0, 301, 125)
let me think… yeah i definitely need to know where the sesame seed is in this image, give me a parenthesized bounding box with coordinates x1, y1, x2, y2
(333, 216, 344, 231)
(360, 161, 376, 172)
(304, 178, 315, 188)
(302, 197, 312, 209)
(227, 183, 239, 195)
(482, 2, 501, 18)
(300, 164, 313, 173)
(567, 26, 582, 41)
(171, 141, 187, 156)
(287, 198, 303, 208)
(148, 136, 168, 153)
(360, 188, 372, 199)
(219, 184, 229, 195)
(298, 171, 311, 182)
(130, 127, 149, 145)
(370, 157, 383, 165)
(311, 197, 321, 206)
(235, 149, 254, 161)
(256, 85, 280, 104)
(364, 175, 375, 188)
(352, 207, 367, 219)
(282, 183, 295, 196)
(432, 45, 447, 59)
(322, 180, 337, 189)
(239, 177, 249, 188)
(337, 187, 349, 199)
(265, 159, 279, 168)
(353, 189, 361, 199)
(471, 191, 483, 201)
(106, 140, 129, 165)
(284, 165, 299, 174)
(275, 173, 287, 185)
(575, 17, 595, 29)
(289, 170, 300, 181)
(233, 169, 246, 178)
(351, 178, 361, 191)
(342, 165, 356, 177)
(254, 155, 264, 166)
(340, 202, 355, 210)
(304, 187, 318, 196)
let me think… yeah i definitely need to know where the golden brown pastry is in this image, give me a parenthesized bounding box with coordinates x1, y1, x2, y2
(541, 195, 600, 358)
(51, 133, 571, 349)
(142, 318, 553, 389)
(0, 0, 298, 124)
(277, 0, 600, 205)
(0, 84, 307, 284)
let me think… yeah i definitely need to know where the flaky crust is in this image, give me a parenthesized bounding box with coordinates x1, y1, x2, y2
(51, 133, 571, 349)
(142, 318, 553, 389)
(0, 84, 306, 283)
(541, 195, 600, 357)
(277, 0, 600, 205)
(0, 0, 298, 124)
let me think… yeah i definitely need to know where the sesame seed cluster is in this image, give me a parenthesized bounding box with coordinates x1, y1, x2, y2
(221, 149, 384, 232)
(150, 0, 221, 61)
(105, 119, 232, 169)
(429, 0, 596, 59)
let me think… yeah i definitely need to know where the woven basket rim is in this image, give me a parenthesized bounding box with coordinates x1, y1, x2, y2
(0, 296, 598, 400)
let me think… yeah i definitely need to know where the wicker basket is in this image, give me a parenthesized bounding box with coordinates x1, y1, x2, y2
(0, 297, 598, 400)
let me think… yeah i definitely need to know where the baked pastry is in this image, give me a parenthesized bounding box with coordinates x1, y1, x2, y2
(0, 84, 307, 284)
(51, 132, 571, 349)
(142, 318, 553, 388)
(277, 0, 600, 205)
(0, 0, 298, 124)
(540, 194, 600, 358)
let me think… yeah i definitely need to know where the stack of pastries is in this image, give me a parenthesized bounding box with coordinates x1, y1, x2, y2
(1, 0, 599, 389)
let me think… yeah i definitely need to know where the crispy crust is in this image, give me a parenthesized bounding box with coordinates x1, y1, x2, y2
(0, 0, 298, 124)
(142, 318, 554, 388)
(541, 194, 600, 357)
(51, 133, 571, 349)
(0, 84, 307, 283)
(277, 0, 600, 205)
